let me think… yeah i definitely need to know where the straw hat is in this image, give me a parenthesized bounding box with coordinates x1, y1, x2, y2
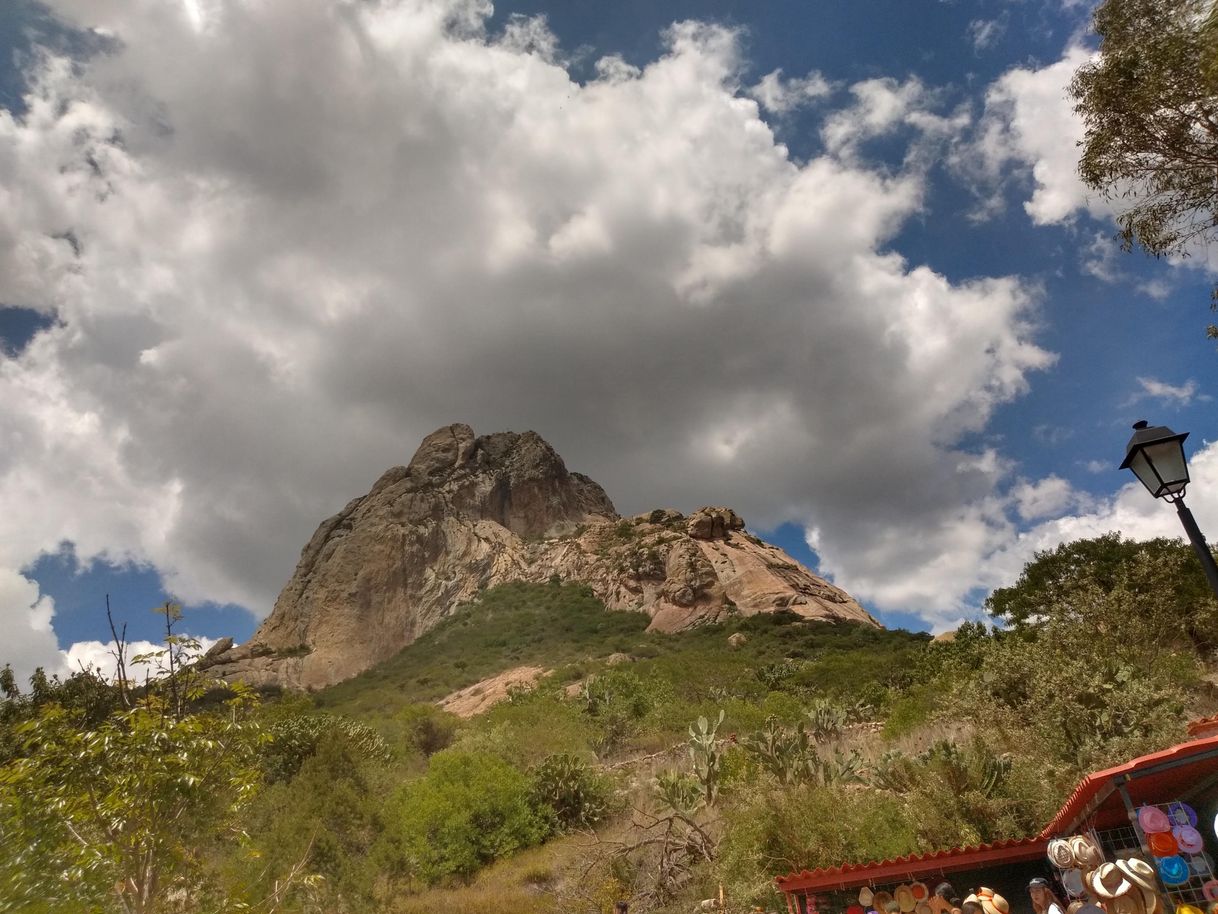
(1089, 863, 1133, 899)
(1175, 906, 1204, 914)
(873, 891, 894, 912)
(1140, 889, 1159, 914)
(1070, 835, 1104, 869)
(1110, 892, 1144, 914)
(1203, 879, 1218, 902)
(915, 904, 932, 914)
(896, 885, 917, 912)
(1115, 858, 1157, 892)
(1049, 839, 1076, 869)
(911, 882, 930, 902)
(860, 888, 875, 906)
(977, 888, 1009, 914)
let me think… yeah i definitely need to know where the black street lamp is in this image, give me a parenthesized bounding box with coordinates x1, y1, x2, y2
(1120, 420, 1218, 599)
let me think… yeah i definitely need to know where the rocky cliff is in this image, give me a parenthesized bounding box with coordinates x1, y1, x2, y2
(202, 423, 879, 689)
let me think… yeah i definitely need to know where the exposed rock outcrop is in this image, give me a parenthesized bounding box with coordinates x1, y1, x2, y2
(438, 666, 550, 718)
(203, 423, 879, 689)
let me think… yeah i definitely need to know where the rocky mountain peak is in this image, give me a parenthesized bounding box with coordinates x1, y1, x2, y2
(203, 424, 878, 690)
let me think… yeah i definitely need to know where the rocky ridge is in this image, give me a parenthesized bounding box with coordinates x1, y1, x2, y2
(202, 423, 879, 690)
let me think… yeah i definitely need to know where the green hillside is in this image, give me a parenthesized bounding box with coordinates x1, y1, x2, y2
(3, 536, 1212, 914)
(317, 580, 929, 726)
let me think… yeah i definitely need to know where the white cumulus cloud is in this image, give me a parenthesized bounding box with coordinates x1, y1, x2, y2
(0, 0, 1068, 653)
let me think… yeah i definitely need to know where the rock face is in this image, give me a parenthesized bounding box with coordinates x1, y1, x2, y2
(203, 424, 879, 689)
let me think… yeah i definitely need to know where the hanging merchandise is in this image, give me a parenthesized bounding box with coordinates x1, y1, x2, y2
(976, 887, 1009, 914)
(1175, 825, 1205, 855)
(1049, 839, 1077, 869)
(915, 903, 932, 914)
(910, 882, 930, 902)
(1148, 832, 1180, 857)
(1090, 862, 1133, 899)
(1138, 806, 1172, 835)
(1062, 869, 1086, 897)
(896, 885, 917, 912)
(1071, 835, 1106, 869)
(1157, 855, 1191, 887)
(1114, 858, 1158, 893)
(860, 888, 874, 907)
(1168, 802, 1199, 828)
(1202, 880, 1218, 902)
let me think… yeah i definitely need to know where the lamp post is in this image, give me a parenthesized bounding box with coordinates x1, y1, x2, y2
(1120, 420, 1218, 599)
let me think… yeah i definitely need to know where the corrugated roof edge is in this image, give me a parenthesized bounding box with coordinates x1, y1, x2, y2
(775, 837, 1049, 892)
(1037, 734, 1218, 838)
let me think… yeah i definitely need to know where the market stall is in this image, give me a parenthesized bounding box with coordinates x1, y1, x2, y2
(1038, 733, 1218, 914)
(775, 733, 1218, 914)
(774, 838, 1052, 914)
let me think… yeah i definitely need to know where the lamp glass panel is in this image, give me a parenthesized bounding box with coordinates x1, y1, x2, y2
(1127, 449, 1163, 496)
(1142, 439, 1189, 493)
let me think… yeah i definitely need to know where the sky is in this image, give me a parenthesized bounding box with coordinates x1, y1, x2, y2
(1, 0, 1217, 682)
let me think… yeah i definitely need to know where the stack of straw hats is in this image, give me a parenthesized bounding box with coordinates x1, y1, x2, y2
(1047, 835, 1106, 899)
(1045, 834, 1163, 914)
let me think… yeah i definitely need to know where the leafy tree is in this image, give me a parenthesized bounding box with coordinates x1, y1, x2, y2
(0, 665, 120, 764)
(986, 533, 1218, 651)
(390, 750, 548, 884)
(0, 686, 266, 914)
(236, 729, 393, 911)
(1070, 0, 1218, 332)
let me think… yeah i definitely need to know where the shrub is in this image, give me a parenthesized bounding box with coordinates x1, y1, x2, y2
(265, 713, 391, 781)
(391, 703, 459, 758)
(390, 750, 548, 883)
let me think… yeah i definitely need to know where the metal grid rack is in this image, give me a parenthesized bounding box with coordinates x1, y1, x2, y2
(1096, 805, 1215, 913)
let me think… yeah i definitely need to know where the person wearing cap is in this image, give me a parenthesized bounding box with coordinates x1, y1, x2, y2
(1029, 877, 1066, 914)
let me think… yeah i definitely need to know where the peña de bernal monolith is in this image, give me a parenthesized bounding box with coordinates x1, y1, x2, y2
(201, 423, 879, 689)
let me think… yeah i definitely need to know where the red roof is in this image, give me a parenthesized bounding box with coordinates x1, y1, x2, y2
(775, 838, 1050, 893)
(1039, 734, 1218, 837)
(1187, 715, 1218, 738)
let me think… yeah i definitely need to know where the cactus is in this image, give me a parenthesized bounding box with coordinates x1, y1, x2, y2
(805, 698, 847, 742)
(688, 710, 726, 806)
(654, 769, 704, 815)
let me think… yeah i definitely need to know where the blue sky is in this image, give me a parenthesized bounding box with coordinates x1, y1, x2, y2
(1, 0, 1215, 676)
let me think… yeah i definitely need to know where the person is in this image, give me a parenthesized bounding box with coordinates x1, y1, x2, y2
(1028, 877, 1065, 914)
(961, 900, 983, 914)
(615, 903, 628, 914)
(935, 884, 958, 903)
